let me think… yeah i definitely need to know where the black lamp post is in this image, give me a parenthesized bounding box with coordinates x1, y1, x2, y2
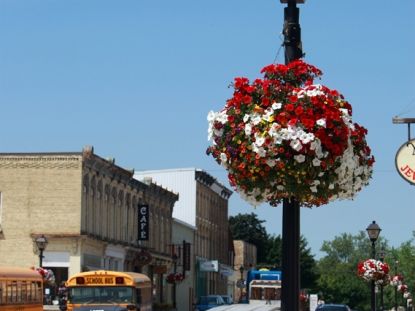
(394, 260, 399, 311)
(378, 248, 386, 311)
(239, 265, 244, 303)
(280, 1, 304, 310)
(35, 235, 48, 267)
(366, 221, 381, 311)
(172, 254, 178, 310)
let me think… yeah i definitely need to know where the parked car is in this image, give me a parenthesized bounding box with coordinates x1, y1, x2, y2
(195, 295, 226, 311)
(316, 303, 352, 311)
(221, 295, 233, 304)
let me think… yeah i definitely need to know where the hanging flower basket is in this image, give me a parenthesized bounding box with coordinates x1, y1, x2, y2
(390, 274, 404, 287)
(33, 267, 56, 285)
(357, 259, 390, 285)
(207, 60, 374, 207)
(166, 272, 185, 284)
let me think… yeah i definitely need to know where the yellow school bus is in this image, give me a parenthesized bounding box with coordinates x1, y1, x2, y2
(65, 270, 152, 311)
(0, 266, 43, 311)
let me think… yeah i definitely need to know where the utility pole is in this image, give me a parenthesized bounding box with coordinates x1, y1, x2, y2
(280, 1, 304, 310)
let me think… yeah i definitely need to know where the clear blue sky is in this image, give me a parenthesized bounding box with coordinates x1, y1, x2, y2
(1, 0, 414, 258)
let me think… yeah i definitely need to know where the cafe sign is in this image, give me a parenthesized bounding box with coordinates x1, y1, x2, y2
(395, 139, 415, 185)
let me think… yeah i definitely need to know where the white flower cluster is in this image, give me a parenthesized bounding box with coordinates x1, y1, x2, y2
(207, 110, 227, 142)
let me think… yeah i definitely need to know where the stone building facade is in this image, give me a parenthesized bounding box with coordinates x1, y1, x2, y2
(232, 240, 257, 302)
(0, 146, 178, 304)
(134, 168, 234, 301)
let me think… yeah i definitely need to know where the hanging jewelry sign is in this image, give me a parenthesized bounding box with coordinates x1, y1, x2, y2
(393, 117, 415, 185)
(395, 139, 415, 185)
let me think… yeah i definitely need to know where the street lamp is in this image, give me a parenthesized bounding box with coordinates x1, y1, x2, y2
(366, 221, 381, 311)
(378, 248, 386, 311)
(394, 260, 399, 311)
(239, 265, 244, 303)
(172, 254, 178, 310)
(35, 235, 48, 267)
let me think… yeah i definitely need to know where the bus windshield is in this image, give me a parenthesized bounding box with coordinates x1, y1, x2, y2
(68, 286, 134, 304)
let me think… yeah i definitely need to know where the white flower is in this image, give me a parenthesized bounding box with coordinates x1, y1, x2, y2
(299, 132, 314, 144)
(312, 158, 321, 166)
(207, 110, 216, 122)
(251, 114, 262, 125)
(312, 180, 320, 186)
(263, 108, 274, 122)
(268, 123, 280, 137)
(245, 124, 252, 136)
(266, 159, 276, 167)
(243, 114, 250, 123)
(290, 139, 302, 151)
(316, 118, 326, 127)
(276, 185, 285, 191)
(257, 147, 266, 157)
(220, 153, 227, 163)
(294, 154, 305, 163)
(216, 111, 228, 124)
(329, 184, 335, 190)
(310, 186, 318, 193)
(252, 144, 266, 157)
(254, 134, 266, 147)
(272, 102, 282, 110)
(310, 140, 321, 151)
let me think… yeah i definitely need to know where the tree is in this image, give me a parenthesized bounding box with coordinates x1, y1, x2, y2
(316, 231, 390, 311)
(229, 213, 269, 264)
(300, 236, 318, 290)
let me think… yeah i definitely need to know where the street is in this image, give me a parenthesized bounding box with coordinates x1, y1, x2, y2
(209, 304, 280, 311)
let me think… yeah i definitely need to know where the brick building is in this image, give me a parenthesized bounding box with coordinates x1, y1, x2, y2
(0, 146, 178, 303)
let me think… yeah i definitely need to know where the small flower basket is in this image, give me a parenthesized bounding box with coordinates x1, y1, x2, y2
(166, 272, 184, 284)
(357, 259, 390, 285)
(34, 267, 56, 285)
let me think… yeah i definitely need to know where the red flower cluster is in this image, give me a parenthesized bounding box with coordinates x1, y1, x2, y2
(166, 272, 185, 284)
(207, 59, 374, 207)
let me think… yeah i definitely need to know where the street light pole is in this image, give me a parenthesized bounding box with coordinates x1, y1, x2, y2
(172, 254, 178, 310)
(395, 260, 399, 311)
(280, 1, 304, 310)
(366, 221, 381, 311)
(239, 265, 244, 303)
(378, 248, 386, 311)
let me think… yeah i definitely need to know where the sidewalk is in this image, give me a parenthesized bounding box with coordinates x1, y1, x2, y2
(43, 305, 60, 311)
